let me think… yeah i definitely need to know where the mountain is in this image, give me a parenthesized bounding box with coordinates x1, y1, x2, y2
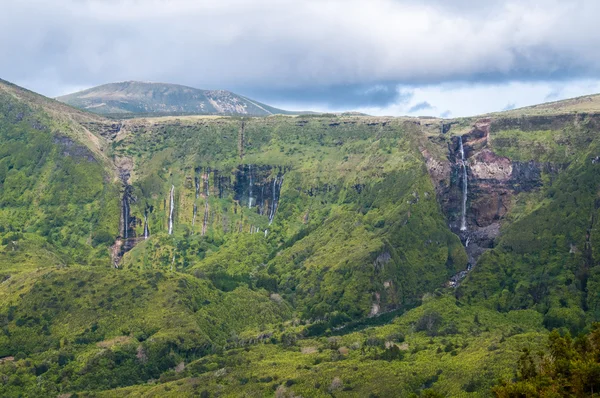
(56, 81, 296, 116)
(2, 78, 600, 396)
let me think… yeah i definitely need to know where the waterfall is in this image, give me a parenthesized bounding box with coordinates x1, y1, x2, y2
(201, 201, 209, 236)
(168, 185, 175, 235)
(248, 165, 254, 208)
(264, 229, 268, 237)
(192, 203, 197, 226)
(205, 169, 210, 197)
(143, 209, 149, 240)
(269, 175, 283, 225)
(459, 137, 468, 231)
(195, 176, 200, 199)
(122, 188, 130, 239)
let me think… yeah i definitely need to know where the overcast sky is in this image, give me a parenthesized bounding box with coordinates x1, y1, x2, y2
(2, 0, 600, 117)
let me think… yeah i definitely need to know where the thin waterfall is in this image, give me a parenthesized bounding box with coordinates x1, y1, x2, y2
(201, 201, 209, 236)
(143, 209, 149, 239)
(459, 137, 468, 231)
(195, 176, 200, 199)
(168, 185, 175, 235)
(192, 203, 197, 226)
(205, 171, 209, 196)
(122, 188, 130, 239)
(202, 167, 210, 198)
(269, 175, 283, 225)
(248, 165, 253, 208)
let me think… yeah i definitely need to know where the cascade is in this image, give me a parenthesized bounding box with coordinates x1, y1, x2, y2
(192, 203, 197, 226)
(259, 184, 265, 215)
(459, 137, 468, 231)
(205, 169, 210, 197)
(122, 188, 130, 239)
(195, 176, 200, 199)
(269, 175, 283, 225)
(143, 209, 149, 239)
(248, 164, 254, 208)
(168, 185, 175, 235)
(201, 202, 209, 236)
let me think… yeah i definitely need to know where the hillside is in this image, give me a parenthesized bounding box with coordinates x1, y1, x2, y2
(56, 81, 295, 116)
(490, 93, 600, 117)
(1, 79, 600, 396)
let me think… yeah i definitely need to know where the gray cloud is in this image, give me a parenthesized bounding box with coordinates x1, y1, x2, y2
(1, 0, 600, 109)
(408, 101, 433, 113)
(245, 83, 410, 109)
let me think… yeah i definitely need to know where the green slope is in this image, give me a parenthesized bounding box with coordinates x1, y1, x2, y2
(2, 79, 600, 396)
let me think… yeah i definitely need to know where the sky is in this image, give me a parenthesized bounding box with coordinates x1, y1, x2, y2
(2, 0, 600, 117)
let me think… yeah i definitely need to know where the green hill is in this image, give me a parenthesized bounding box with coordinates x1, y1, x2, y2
(2, 78, 600, 396)
(56, 81, 298, 116)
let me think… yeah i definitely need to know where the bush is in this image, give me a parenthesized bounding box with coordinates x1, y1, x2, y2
(415, 312, 443, 336)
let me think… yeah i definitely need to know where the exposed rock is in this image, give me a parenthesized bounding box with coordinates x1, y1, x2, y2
(470, 150, 512, 181)
(373, 251, 391, 270)
(136, 345, 147, 363)
(425, 117, 560, 272)
(175, 361, 185, 373)
(53, 135, 96, 162)
(329, 377, 344, 393)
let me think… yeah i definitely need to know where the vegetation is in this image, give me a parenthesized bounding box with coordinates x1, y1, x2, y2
(494, 324, 600, 397)
(2, 78, 600, 396)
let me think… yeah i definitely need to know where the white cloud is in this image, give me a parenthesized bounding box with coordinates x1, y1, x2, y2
(1, 0, 600, 114)
(353, 79, 600, 117)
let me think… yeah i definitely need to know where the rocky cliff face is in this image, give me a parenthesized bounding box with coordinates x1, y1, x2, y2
(426, 119, 562, 274)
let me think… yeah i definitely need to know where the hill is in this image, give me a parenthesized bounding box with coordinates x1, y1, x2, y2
(490, 93, 600, 117)
(2, 78, 600, 396)
(56, 81, 296, 116)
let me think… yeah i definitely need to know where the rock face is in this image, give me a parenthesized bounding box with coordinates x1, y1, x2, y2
(426, 119, 558, 270)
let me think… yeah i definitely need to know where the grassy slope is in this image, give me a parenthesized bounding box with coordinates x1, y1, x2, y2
(459, 115, 600, 333)
(2, 82, 600, 396)
(115, 116, 465, 319)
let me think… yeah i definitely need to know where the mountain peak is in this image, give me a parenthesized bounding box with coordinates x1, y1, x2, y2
(56, 81, 292, 116)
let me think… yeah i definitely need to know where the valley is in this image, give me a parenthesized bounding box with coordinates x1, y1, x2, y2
(1, 78, 600, 396)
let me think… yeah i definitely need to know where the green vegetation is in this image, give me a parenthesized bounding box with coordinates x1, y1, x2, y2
(2, 78, 600, 396)
(494, 324, 600, 397)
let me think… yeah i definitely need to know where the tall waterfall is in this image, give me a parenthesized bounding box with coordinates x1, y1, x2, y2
(459, 136, 468, 231)
(194, 176, 200, 199)
(205, 169, 210, 197)
(248, 165, 254, 208)
(122, 189, 130, 239)
(269, 175, 283, 225)
(168, 185, 175, 235)
(192, 203, 197, 226)
(143, 209, 149, 239)
(201, 202, 209, 236)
